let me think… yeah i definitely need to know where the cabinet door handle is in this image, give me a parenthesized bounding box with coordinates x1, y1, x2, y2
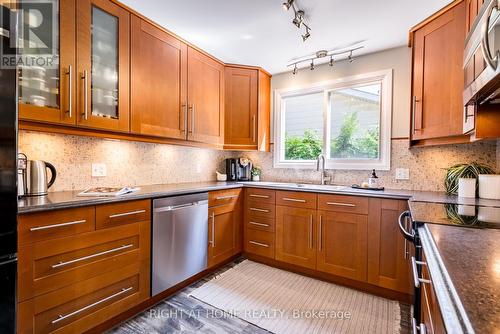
(309, 214, 313, 249)
(216, 195, 238, 200)
(326, 202, 355, 207)
(82, 70, 89, 120)
(210, 212, 215, 247)
(282, 197, 306, 203)
(249, 240, 269, 248)
(66, 65, 73, 117)
(249, 221, 270, 227)
(109, 209, 146, 219)
(188, 103, 195, 134)
(250, 208, 269, 213)
(180, 103, 187, 133)
(51, 286, 133, 324)
(249, 194, 270, 199)
(30, 219, 86, 231)
(411, 256, 431, 288)
(252, 114, 256, 143)
(412, 96, 420, 132)
(318, 215, 323, 252)
(51, 244, 133, 269)
(412, 318, 427, 334)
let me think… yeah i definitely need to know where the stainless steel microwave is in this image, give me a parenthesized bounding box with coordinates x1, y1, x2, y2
(464, 0, 500, 105)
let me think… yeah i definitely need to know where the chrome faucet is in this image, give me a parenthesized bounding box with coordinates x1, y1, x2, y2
(316, 154, 331, 185)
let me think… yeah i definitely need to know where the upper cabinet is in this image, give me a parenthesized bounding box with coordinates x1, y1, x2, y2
(18, 0, 76, 125)
(130, 16, 187, 140)
(76, 0, 130, 132)
(187, 47, 225, 146)
(224, 66, 271, 151)
(409, 0, 467, 146)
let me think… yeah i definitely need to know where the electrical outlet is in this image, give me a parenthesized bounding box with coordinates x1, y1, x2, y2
(395, 168, 410, 180)
(91, 163, 107, 177)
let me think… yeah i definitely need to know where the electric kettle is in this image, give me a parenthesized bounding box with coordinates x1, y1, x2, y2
(26, 160, 57, 196)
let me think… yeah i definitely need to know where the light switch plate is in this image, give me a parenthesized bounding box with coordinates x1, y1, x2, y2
(91, 163, 107, 177)
(395, 168, 410, 180)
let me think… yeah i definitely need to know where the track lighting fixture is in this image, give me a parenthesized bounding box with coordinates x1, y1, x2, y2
(282, 0, 294, 11)
(287, 46, 363, 75)
(302, 26, 310, 41)
(293, 10, 304, 28)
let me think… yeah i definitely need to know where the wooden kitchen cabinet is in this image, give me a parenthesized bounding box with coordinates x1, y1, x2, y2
(76, 0, 130, 132)
(224, 66, 271, 151)
(130, 15, 188, 139)
(316, 211, 368, 281)
(420, 251, 446, 334)
(187, 47, 225, 145)
(208, 190, 242, 267)
(18, 0, 77, 125)
(367, 199, 412, 294)
(410, 1, 468, 145)
(275, 206, 317, 269)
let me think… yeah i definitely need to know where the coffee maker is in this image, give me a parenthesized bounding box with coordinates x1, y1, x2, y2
(225, 158, 252, 181)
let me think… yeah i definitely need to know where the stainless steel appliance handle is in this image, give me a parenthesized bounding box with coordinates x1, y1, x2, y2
(481, 0, 500, 70)
(249, 221, 270, 227)
(249, 240, 269, 248)
(249, 194, 270, 199)
(51, 244, 133, 269)
(210, 212, 215, 247)
(82, 70, 89, 120)
(319, 215, 323, 252)
(216, 195, 238, 200)
(154, 202, 205, 213)
(326, 202, 355, 207)
(30, 219, 86, 231)
(66, 65, 73, 117)
(250, 207, 269, 213)
(109, 210, 146, 218)
(412, 318, 427, 334)
(282, 197, 306, 203)
(51, 286, 133, 324)
(398, 211, 415, 241)
(411, 256, 431, 288)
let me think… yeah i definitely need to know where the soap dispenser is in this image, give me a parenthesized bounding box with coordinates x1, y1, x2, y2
(368, 169, 379, 188)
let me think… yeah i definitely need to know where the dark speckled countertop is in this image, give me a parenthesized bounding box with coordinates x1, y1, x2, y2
(419, 224, 500, 334)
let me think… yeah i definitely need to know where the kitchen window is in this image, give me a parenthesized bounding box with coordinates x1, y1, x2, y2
(274, 69, 392, 170)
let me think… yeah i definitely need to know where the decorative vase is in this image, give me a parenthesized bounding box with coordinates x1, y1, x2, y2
(252, 175, 260, 182)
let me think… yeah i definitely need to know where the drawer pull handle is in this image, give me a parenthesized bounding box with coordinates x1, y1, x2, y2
(249, 221, 270, 227)
(250, 208, 269, 213)
(411, 256, 431, 288)
(249, 194, 270, 199)
(109, 209, 146, 219)
(51, 244, 134, 269)
(215, 195, 238, 200)
(51, 286, 133, 324)
(326, 202, 356, 207)
(282, 197, 306, 203)
(249, 241, 269, 248)
(30, 219, 87, 231)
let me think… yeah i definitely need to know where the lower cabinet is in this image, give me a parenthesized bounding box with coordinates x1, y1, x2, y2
(208, 189, 243, 267)
(275, 206, 317, 269)
(420, 251, 446, 334)
(317, 211, 368, 281)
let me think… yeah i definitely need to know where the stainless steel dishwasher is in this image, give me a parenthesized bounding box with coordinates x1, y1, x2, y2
(152, 193, 208, 296)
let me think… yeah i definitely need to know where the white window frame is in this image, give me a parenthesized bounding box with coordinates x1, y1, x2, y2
(274, 69, 393, 170)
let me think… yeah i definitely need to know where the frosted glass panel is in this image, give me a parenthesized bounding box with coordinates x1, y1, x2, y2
(91, 6, 118, 119)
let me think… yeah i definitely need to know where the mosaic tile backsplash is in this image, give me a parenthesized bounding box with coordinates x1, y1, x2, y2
(19, 130, 498, 193)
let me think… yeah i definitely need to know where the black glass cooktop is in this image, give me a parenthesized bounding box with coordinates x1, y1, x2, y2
(409, 201, 500, 229)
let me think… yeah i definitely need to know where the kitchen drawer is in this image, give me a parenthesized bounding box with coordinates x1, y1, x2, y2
(209, 188, 242, 207)
(18, 261, 149, 334)
(245, 188, 276, 204)
(245, 216, 275, 233)
(18, 221, 150, 302)
(244, 228, 275, 259)
(96, 199, 150, 229)
(318, 194, 368, 214)
(18, 206, 95, 245)
(276, 191, 317, 209)
(246, 201, 275, 219)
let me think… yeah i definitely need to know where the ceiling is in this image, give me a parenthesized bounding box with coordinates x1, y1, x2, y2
(120, 0, 453, 74)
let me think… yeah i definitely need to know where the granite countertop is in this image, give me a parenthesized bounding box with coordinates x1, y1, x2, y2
(419, 224, 500, 334)
(18, 180, 500, 214)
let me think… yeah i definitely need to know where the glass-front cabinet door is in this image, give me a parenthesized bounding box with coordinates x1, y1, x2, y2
(77, 0, 129, 132)
(18, 0, 76, 125)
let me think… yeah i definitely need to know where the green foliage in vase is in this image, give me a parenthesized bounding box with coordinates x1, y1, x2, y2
(444, 162, 495, 195)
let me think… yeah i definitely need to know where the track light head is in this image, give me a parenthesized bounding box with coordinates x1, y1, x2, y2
(292, 15, 302, 28)
(329, 56, 334, 67)
(292, 64, 298, 75)
(348, 51, 355, 63)
(282, 0, 294, 11)
(310, 60, 314, 70)
(302, 26, 310, 41)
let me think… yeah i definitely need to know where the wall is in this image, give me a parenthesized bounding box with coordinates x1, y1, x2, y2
(19, 130, 234, 192)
